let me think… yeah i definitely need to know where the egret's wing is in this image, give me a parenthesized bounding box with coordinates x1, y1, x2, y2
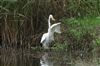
(50, 22, 61, 33)
(40, 33, 47, 43)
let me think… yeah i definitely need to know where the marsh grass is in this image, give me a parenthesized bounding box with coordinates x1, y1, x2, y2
(65, 0, 100, 17)
(0, 1, 65, 65)
(47, 16, 100, 61)
(58, 16, 100, 59)
(0, 0, 65, 49)
(0, 0, 100, 66)
(1, 0, 100, 49)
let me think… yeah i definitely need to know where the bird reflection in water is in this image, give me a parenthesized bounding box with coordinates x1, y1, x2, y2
(40, 52, 53, 66)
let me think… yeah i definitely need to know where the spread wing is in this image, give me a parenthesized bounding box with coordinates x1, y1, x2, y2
(40, 33, 47, 43)
(50, 22, 61, 33)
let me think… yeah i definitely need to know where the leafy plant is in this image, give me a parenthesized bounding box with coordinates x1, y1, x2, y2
(52, 42, 68, 51)
(61, 16, 100, 55)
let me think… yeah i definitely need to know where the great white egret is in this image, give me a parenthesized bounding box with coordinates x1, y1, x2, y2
(40, 14, 61, 49)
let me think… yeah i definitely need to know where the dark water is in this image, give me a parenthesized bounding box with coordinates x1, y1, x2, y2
(0, 48, 100, 66)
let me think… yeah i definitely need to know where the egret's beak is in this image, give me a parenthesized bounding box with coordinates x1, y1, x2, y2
(52, 17, 55, 21)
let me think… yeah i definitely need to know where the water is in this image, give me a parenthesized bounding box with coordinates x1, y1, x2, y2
(0, 48, 100, 66)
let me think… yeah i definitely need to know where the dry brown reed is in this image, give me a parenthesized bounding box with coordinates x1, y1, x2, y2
(0, 0, 65, 49)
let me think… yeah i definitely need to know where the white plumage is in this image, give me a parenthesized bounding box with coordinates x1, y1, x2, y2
(40, 14, 61, 49)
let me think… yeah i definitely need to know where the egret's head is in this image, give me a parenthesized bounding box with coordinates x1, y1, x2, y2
(49, 14, 55, 21)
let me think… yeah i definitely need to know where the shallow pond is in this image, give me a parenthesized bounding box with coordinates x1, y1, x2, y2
(0, 48, 100, 66)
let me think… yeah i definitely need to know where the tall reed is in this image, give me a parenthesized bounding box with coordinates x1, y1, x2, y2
(0, 0, 65, 49)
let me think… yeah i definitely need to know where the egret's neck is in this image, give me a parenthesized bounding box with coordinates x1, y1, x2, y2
(48, 28, 54, 35)
(48, 17, 51, 28)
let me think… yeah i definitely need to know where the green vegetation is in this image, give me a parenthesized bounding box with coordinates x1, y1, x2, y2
(66, 0, 100, 17)
(52, 17, 100, 51)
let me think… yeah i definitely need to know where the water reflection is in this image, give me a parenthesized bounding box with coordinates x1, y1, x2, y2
(0, 48, 100, 66)
(0, 48, 41, 66)
(39, 52, 72, 66)
(40, 52, 53, 66)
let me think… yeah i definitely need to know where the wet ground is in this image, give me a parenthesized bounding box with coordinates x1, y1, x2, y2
(0, 48, 100, 66)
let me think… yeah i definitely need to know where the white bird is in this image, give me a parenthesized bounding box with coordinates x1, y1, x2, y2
(40, 14, 61, 49)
